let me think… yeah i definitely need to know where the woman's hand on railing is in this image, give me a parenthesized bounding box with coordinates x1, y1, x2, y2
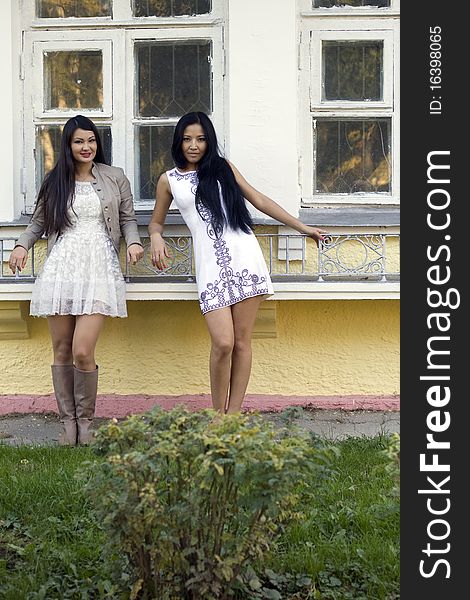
(8, 246, 28, 274)
(127, 243, 144, 265)
(150, 234, 170, 270)
(303, 226, 329, 246)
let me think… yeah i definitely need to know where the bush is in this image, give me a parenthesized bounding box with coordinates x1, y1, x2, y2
(81, 406, 336, 600)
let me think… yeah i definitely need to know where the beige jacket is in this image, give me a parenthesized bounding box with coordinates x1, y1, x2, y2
(16, 162, 142, 256)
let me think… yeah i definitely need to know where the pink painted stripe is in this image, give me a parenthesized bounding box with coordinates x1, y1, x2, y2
(0, 394, 399, 417)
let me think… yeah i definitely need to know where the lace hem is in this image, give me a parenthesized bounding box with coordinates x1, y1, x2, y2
(30, 297, 127, 318)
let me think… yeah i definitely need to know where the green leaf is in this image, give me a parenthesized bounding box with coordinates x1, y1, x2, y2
(249, 577, 262, 590)
(213, 463, 224, 476)
(262, 589, 282, 600)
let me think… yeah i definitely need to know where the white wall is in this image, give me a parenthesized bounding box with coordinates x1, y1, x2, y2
(2, 0, 302, 223)
(226, 0, 299, 217)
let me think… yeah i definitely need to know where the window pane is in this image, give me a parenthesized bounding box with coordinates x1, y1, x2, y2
(313, 1, 390, 7)
(133, 0, 211, 17)
(37, 0, 111, 18)
(44, 51, 103, 110)
(323, 41, 383, 101)
(137, 125, 175, 201)
(315, 119, 391, 194)
(137, 41, 212, 118)
(36, 124, 112, 186)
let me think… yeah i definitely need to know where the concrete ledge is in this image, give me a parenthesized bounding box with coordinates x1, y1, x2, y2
(0, 393, 400, 418)
(1, 207, 400, 228)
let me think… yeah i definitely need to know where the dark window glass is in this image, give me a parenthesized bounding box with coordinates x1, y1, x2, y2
(44, 51, 103, 111)
(137, 125, 175, 201)
(136, 41, 212, 118)
(323, 41, 383, 101)
(313, 1, 390, 7)
(133, 0, 211, 17)
(37, 0, 111, 18)
(315, 119, 391, 194)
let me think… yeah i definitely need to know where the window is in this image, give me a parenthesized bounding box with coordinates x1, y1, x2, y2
(134, 37, 213, 203)
(37, 0, 112, 18)
(299, 0, 399, 205)
(322, 40, 383, 101)
(133, 0, 211, 17)
(22, 0, 223, 212)
(314, 118, 391, 195)
(312, 1, 390, 7)
(35, 0, 211, 19)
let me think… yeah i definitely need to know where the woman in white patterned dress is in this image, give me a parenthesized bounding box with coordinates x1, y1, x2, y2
(8, 115, 143, 445)
(149, 112, 327, 414)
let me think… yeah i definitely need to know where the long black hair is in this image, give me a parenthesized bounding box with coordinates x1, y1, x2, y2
(171, 112, 253, 236)
(36, 115, 107, 236)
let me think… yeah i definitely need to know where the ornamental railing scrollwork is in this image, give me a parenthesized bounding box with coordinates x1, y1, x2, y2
(0, 233, 399, 283)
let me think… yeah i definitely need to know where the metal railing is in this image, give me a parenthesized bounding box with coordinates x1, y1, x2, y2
(1, 233, 400, 283)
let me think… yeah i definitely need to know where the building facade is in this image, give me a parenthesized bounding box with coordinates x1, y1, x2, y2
(0, 0, 399, 404)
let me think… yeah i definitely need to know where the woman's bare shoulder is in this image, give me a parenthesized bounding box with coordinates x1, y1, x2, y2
(157, 171, 173, 195)
(158, 171, 170, 185)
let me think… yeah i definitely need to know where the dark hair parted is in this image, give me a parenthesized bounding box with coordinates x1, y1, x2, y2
(36, 115, 107, 236)
(171, 112, 253, 236)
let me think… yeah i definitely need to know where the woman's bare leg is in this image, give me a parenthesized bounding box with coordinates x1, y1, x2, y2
(47, 315, 76, 364)
(204, 307, 234, 412)
(225, 296, 263, 415)
(72, 314, 106, 370)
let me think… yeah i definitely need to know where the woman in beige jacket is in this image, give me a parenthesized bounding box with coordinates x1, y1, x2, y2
(9, 115, 143, 446)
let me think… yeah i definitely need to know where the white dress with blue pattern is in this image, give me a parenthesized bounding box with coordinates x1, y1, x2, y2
(166, 167, 274, 314)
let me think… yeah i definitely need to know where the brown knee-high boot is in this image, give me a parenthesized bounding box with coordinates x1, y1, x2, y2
(74, 365, 98, 445)
(51, 364, 77, 446)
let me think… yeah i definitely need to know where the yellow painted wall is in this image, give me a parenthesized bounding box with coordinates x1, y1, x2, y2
(0, 299, 399, 396)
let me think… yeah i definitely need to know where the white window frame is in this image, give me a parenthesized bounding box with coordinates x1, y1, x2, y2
(299, 1, 400, 206)
(21, 1, 223, 27)
(21, 0, 225, 213)
(23, 29, 120, 212)
(310, 29, 394, 110)
(31, 38, 113, 119)
(125, 27, 224, 210)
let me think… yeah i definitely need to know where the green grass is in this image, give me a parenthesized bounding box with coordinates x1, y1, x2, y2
(0, 445, 111, 599)
(266, 435, 400, 599)
(0, 435, 399, 599)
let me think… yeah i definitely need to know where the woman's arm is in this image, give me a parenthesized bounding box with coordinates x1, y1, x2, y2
(148, 173, 173, 268)
(228, 161, 327, 243)
(116, 168, 142, 241)
(15, 199, 46, 252)
(116, 169, 144, 264)
(9, 199, 46, 272)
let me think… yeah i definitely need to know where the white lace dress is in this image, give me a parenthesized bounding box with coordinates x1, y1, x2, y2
(167, 167, 274, 314)
(30, 181, 127, 317)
